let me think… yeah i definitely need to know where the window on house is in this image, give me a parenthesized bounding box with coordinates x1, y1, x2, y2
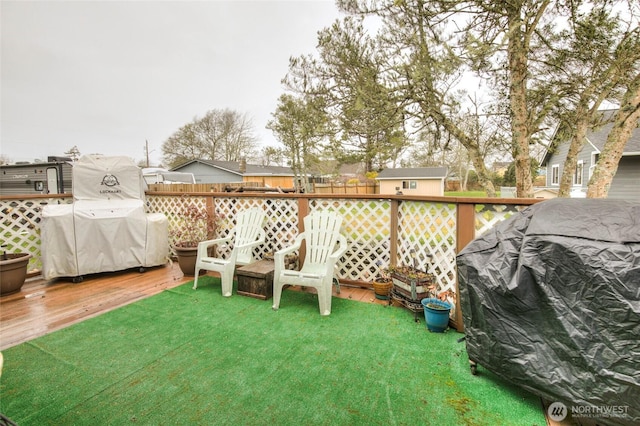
(574, 161, 584, 186)
(589, 153, 600, 179)
(551, 165, 559, 185)
(402, 180, 417, 189)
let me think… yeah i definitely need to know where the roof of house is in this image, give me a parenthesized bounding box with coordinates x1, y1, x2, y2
(541, 109, 640, 165)
(586, 116, 640, 153)
(171, 159, 295, 177)
(376, 167, 448, 180)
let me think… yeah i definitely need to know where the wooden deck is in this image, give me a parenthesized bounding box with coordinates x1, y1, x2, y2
(0, 262, 388, 351)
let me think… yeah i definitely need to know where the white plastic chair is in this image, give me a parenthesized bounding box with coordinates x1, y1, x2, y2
(193, 207, 266, 297)
(272, 211, 347, 316)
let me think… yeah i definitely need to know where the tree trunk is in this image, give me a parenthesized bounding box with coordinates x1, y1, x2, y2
(558, 118, 589, 197)
(440, 115, 496, 197)
(507, 5, 534, 198)
(587, 75, 640, 198)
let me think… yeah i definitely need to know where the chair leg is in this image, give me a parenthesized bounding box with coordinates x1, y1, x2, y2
(272, 278, 283, 311)
(220, 271, 233, 297)
(193, 269, 200, 290)
(317, 282, 332, 316)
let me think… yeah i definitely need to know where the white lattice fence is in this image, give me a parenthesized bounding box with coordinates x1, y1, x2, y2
(309, 198, 393, 283)
(214, 197, 298, 260)
(474, 204, 529, 236)
(397, 201, 458, 297)
(146, 195, 209, 256)
(0, 197, 73, 272)
(147, 195, 300, 262)
(2, 194, 536, 292)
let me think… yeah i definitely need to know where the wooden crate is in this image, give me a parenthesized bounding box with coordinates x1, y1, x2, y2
(236, 260, 274, 300)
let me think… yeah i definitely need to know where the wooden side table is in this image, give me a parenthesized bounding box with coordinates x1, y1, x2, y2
(236, 259, 274, 300)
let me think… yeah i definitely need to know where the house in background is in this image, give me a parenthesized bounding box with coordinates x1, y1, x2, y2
(541, 110, 640, 199)
(492, 161, 512, 177)
(376, 167, 448, 196)
(171, 159, 297, 188)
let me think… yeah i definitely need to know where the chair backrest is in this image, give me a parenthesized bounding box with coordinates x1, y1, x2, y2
(233, 208, 267, 264)
(303, 211, 343, 265)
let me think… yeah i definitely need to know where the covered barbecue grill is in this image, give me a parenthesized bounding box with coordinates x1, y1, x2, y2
(456, 198, 640, 426)
(41, 155, 168, 281)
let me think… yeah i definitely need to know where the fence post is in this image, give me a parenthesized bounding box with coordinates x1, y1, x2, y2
(454, 202, 476, 332)
(297, 197, 309, 264)
(389, 198, 400, 267)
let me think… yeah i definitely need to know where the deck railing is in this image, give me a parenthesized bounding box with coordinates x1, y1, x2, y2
(1, 192, 542, 329)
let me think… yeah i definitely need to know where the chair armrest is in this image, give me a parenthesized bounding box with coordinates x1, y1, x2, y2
(274, 234, 304, 271)
(197, 236, 232, 255)
(329, 234, 348, 261)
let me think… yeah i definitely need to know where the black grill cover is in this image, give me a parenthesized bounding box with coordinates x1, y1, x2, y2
(457, 199, 640, 426)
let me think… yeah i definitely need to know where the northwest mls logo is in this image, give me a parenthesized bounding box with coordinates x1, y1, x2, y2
(100, 174, 122, 194)
(548, 402, 629, 421)
(547, 402, 568, 421)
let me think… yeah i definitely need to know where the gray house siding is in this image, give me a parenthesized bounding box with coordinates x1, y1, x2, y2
(545, 141, 596, 189)
(543, 111, 639, 199)
(608, 157, 640, 200)
(174, 162, 241, 184)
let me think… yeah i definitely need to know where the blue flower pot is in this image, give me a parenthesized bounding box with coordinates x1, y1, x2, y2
(421, 298, 452, 332)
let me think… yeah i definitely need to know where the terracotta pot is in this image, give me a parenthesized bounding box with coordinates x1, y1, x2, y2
(372, 280, 393, 300)
(0, 253, 32, 296)
(174, 245, 198, 276)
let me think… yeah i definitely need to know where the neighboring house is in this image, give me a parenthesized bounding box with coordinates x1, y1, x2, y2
(171, 159, 297, 188)
(492, 161, 512, 177)
(309, 160, 368, 183)
(376, 167, 448, 196)
(541, 110, 640, 199)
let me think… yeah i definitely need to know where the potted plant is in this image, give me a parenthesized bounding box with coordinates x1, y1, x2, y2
(0, 243, 32, 296)
(421, 297, 453, 332)
(387, 264, 437, 301)
(170, 200, 217, 276)
(372, 261, 393, 300)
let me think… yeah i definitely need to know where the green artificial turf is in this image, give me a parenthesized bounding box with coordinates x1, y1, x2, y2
(0, 277, 545, 425)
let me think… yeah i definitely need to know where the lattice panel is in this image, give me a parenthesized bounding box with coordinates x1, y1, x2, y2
(0, 197, 73, 272)
(147, 195, 300, 261)
(2, 193, 535, 303)
(261, 198, 299, 256)
(213, 197, 298, 260)
(309, 199, 393, 283)
(474, 204, 528, 236)
(397, 201, 458, 304)
(147, 195, 209, 256)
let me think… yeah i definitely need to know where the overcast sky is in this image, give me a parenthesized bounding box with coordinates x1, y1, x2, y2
(1, 0, 342, 166)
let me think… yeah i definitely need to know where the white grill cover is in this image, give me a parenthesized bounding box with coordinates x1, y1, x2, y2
(41, 155, 168, 280)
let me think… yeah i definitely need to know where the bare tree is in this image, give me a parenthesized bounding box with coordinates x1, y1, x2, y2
(161, 109, 259, 168)
(267, 94, 328, 192)
(64, 146, 81, 161)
